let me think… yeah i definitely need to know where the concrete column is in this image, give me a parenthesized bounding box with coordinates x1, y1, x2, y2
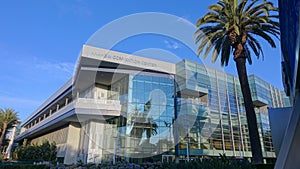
(57, 104, 60, 111)
(94, 90, 98, 100)
(50, 109, 52, 115)
(65, 98, 69, 105)
(64, 122, 81, 165)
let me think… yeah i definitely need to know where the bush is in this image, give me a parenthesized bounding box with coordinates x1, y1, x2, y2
(13, 140, 56, 162)
(96, 154, 254, 169)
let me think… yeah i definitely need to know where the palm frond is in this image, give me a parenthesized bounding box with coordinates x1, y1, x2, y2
(244, 0, 259, 13)
(244, 45, 252, 64)
(204, 31, 225, 57)
(212, 38, 223, 63)
(238, 0, 248, 15)
(247, 39, 260, 57)
(249, 28, 276, 48)
(248, 34, 264, 59)
(221, 36, 231, 66)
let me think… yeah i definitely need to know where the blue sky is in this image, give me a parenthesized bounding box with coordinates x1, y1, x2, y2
(0, 0, 282, 121)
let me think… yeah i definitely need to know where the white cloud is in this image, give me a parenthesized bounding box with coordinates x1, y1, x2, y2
(35, 61, 75, 76)
(164, 40, 180, 50)
(0, 44, 75, 81)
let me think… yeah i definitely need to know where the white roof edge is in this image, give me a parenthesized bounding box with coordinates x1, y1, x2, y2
(81, 45, 176, 74)
(21, 78, 73, 127)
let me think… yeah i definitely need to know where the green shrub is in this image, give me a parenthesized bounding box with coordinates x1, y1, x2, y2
(13, 140, 56, 162)
(96, 154, 254, 169)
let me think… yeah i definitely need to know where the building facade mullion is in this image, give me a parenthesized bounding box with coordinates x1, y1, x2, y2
(215, 71, 226, 153)
(269, 84, 276, 108)
(225, 74, 236, 155)
(275, 89, 280, 107)
(234, 77, 245, 157)
(278, 91, 283, 107)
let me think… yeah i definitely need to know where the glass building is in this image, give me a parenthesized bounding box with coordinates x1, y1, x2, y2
(15, 46, 290, 164)
(174, 60, 290, 162)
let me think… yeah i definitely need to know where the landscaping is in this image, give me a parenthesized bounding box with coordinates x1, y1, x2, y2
(0, 154, 270, 169)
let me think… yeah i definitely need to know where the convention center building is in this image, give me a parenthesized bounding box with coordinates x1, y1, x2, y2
(15, 45, 290, 164)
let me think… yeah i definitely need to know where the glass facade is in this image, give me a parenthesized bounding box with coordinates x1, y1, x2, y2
(82, 60, 290, 163)
(176, 61, 246, 158)
(101, 73, 176, 162)
(174, 61, 290, 160)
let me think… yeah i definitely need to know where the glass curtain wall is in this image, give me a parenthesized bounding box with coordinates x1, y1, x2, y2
(176, 61, 253, 159)
(100, 61, 289, 162)
(104, 73, 175, 163)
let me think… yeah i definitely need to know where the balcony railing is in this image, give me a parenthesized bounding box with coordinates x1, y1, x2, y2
(76, 98, 121, 111)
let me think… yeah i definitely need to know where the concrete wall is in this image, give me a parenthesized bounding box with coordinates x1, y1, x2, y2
(31, 127, 69, 145)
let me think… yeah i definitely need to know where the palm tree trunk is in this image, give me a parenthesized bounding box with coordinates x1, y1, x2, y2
(235, 57, 263, 164)
(0, 123, 8, 146)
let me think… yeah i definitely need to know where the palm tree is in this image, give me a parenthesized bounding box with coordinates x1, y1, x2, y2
(0, 108, 19, 146)
(194, 0, 279, 164)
